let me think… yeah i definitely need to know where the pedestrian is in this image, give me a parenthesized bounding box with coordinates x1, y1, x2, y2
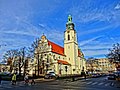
(31, 79, 35, 85)
(24, 74, 29, 85)
(84, 73, 86, 79)
(12, 73, 16, 85)
(81, 70, 86, 79)
(0, 75, 2, 85)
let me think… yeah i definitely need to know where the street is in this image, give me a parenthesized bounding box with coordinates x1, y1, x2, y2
(0, 76, 120, 90)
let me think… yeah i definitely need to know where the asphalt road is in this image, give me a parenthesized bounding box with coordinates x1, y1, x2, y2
(0, 76, 120, 90)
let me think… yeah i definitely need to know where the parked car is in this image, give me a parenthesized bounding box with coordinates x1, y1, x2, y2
(107, 73, 116, 80)
(114, 71, 120, 80)
(114, 71, 120, 77)
(91, 73, 101, 78)
(44, 72, 58, 79)
(0, 72, 10, 75)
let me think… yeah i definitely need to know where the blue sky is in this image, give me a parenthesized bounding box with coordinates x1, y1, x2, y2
(0, 0, 120, 61)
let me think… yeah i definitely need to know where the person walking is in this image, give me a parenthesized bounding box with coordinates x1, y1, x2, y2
(81, 70, 86, 79)
(12, 73, 16, 85)
(24, 74, 29, 85)
(31, 79, 35, 85)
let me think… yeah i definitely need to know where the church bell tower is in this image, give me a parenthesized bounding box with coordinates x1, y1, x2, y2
(64, 15, 78, 74)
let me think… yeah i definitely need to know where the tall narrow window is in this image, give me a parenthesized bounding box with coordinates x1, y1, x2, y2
(68, 34, 70, 40)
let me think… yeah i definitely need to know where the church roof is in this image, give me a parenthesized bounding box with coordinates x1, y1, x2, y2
(48, 40, 83, 58)
(78, 50, 81, 57)
(58, 60, 70, 65)
(48, 40, 65, 56)
(78, 49, 84, 57)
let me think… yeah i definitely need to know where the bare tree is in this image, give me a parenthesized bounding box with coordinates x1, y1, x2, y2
(28, 37, 49, 76)
(3, 49, 18, 73)
(107, 43, 120, 63)
(107, 43, 120, 71)
(28, 38, 40, 76)
(3, 47, 27, 76)
(18, 47, 26, 76)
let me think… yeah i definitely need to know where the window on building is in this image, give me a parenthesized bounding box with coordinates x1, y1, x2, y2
(68, 34, 70, 40)
(68, 46, 70, 49)
(53, 55, 55, 59)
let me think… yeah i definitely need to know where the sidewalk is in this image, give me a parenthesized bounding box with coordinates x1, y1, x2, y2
(34, 78, 54, 82)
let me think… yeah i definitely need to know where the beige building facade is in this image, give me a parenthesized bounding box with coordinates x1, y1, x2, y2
(33, 15, 86, 76)
(86, 58, 116, 74)
(98, 58, 116, 73)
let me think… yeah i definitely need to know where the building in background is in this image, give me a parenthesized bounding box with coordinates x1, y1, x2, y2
(33, 15, 86, 76)
(0, 63, 10, 73)
(98, 58, 116, 73)
(86, 58, 116, 74)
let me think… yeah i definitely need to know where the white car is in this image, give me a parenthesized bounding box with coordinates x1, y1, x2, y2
(44, 72, 58, 79)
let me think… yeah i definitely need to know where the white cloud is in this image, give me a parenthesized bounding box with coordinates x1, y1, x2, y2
(81, 44, 111, 50)
(83, 49, 108, 56)
(78, 23, 119, 37)
(79, 35, 103, 46)
(69, 1, 120, 24)
(115, 3, 120, 10)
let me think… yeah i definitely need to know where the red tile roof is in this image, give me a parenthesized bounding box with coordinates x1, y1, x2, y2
(48, 40, 65, 56)
(78, 49, 83, 57)
(58, 60, 70, 65)
(48, 40, 83, 58)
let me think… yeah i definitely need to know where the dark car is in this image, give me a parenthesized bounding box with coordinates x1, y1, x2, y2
(44, 72, 58, 79)
(114, 71, 120, 77)
(107, 73, 116, 80)
(91, 73, 101, 78)
(114, 71, 120, 80)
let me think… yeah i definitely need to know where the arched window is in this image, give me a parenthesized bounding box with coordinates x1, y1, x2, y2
(68, 34, 70, 40)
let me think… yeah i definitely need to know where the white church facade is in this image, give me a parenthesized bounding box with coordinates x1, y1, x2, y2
(33, 15, 86, 75)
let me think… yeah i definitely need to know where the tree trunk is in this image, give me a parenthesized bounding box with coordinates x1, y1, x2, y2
(19, 57, 21, 76)
(37, 54, 40, 76)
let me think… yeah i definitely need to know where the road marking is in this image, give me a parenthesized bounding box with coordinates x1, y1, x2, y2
(1, 85, 13, 89)
(0, 82, 27, 89)
(98, 82, 103, 85)
(85, 79, 90, 80)
(111, 82, 114, 86)
(78, 81, 86, 85)
(86, 81, 92, 85)
(105, 83, 110, 86)
(91, 82, 98, 85)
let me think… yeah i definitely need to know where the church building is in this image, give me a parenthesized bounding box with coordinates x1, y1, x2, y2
(34, 15, 86, 75)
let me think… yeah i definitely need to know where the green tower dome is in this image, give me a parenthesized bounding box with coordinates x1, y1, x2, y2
(66, 15, 74, 30)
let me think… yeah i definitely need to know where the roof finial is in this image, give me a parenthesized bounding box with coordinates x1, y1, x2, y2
(68, 15, 72, 23)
